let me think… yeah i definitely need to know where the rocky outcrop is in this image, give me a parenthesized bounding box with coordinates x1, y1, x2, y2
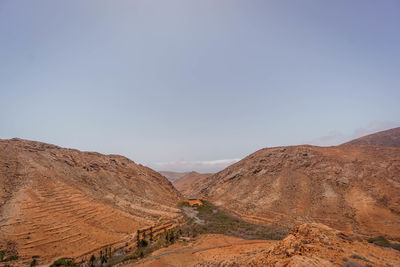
(252, 223, 400, 266)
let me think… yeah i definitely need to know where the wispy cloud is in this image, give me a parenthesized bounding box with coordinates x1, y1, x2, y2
(149, 158, 241, 173)
(306, 121, 400, 146)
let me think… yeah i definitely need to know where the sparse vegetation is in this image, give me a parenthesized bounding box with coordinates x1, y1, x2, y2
(343, 261, 365, 267)
(179, 200, 288, 240)
(124, 249, 144, 261)
(118, 201, 286, 265)
(150, 226, 153, 241)
(0, 249, 19, 263)
(122, 227, 182, 264)
(100, 250, 107, 264)
(137, 239, 148, 248)
(89, 254, 95, 267)
(50, 257, 78, 267)
(349, 254, 371, 263)
(367, 236, 400, 251)
(178, 201, 191, 208)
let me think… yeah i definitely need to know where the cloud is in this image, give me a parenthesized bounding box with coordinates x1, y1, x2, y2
(149, 158, 241, 173)
(306, 121, 400, 146)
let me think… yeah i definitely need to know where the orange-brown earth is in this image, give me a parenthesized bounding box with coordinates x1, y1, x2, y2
(173, 172, 212, 198)
(0, 138, 182, 265)
(185, 145, 400, 238)
(131, 223, 400, 266)
(2, 128, 400, 266)
(252, 223, 400, 266)
(342, 126, 400, 147)
(159, 171, 189, 183)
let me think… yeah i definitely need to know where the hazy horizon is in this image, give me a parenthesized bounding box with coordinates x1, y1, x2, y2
(1, 1, 399, 172)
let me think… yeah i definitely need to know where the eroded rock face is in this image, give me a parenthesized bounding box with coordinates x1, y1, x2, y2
(252, 223, 400, 267)
(0, 138, 182, 262)
(186, 145, 400, 238)
(173, 171, 212, 198)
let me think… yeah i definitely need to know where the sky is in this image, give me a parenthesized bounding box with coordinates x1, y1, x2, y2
(1, 1, 399, 173)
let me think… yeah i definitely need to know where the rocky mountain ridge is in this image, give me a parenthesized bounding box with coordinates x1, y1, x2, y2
(342, 126, 400, 147)
(184, 145, 400, 238)
(0, 138, 182, 262)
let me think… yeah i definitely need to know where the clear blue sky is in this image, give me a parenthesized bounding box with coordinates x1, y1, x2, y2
(1, 1, 399, 172)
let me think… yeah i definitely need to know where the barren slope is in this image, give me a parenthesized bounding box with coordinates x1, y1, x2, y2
(159, 171, 189, 183)
(136, 223, 400, 266)
(173, 172, 212, 198)
(0, 138, 182, 263)
(342, 127, 400, 147)
(188, 145, 400, 238)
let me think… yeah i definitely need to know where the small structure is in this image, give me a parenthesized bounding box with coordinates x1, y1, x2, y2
(186, 199, 203, 209)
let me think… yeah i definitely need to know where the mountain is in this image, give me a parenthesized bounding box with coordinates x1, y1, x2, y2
(173, 171, 212, 198)
(159, 171, 190, 182)
(342, 127, 400, 147)
(186, 145, 400, 238)
(0, 138, 182, 262)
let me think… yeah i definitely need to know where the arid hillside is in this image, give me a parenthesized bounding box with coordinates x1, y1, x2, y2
(186, 145, 400, 238)
(135, 223, 400, 267)
(173, 172, 212, 198)
(0, 138, 182, 263)
(342, 126, 400, 147)
(159, 171, 189, 182)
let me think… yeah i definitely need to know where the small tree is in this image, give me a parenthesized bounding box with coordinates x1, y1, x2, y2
(165, 231, 169, 243)
(169, 230, 175, 243)
(100, 249, 107, 265)
(89, 255, 95, 267)
(149, 227, 153, 242)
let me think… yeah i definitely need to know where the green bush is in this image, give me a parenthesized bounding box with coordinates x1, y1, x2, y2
(137, 239, 148, 248)
(50, 258, 78, 267)
(124, 249, 144, 261)
(89, 254, 95, 267)
(0, 249, 19, 262)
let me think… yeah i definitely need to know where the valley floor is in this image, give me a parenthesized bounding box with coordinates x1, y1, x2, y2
(124, 225, 400, 267)
(119, 200, 400, 267)
(132, 234, 275, 267)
